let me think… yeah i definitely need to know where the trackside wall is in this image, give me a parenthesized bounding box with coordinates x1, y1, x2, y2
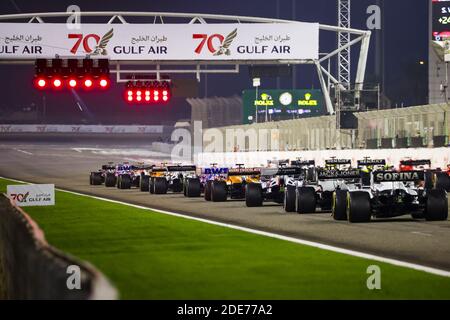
(0, 195, 117, 300)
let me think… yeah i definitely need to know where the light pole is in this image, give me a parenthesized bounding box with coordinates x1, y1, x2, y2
(253, 77, 261, 123)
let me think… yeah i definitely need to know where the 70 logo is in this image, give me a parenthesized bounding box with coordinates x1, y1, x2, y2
(10, 192, 29, 202)
(192, 33, 225, 54)
(68, 33, 100, 54)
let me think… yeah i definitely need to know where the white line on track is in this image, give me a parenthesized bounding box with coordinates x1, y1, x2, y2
(411, 231, 433, 237)
(13, 149, 33, 155)
(2, 176, 450, 278)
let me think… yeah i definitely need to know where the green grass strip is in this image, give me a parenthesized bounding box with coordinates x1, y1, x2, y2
(1, 178, 449, 300)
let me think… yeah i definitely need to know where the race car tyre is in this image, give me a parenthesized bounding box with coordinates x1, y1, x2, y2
(425, 189, 448, 221)
(154, 177, 168, 194)
(118, 174, 132, 189)
(296, 187, 317, 214)
(211, 181, 227, 202)
(186, 178, 201, 197)
(172, 178, 183, 193)
(245, 183, 263, 207)
(332, 190, 348, 221)
(149, 177, 155, 194)
(140, 175, 150, 192)
(435, 172, 450, 192)
(133, 175, 140, 188)
(424, 171, 434, 190)
(104, 173, 116, 187)
(90, 172, 102, 185)
(347, 191, 371, 223)
(183, 179, 187, 196)
(283, 185, 296, 212)
(204, 180, 212, 201)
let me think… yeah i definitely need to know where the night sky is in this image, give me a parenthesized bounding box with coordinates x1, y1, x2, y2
(0, 0, 428, 124)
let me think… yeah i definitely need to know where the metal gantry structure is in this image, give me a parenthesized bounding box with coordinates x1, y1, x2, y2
(0, 11, 371, 115)
(338, 0, 351, 90)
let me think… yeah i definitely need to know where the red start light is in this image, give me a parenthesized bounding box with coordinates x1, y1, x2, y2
(124, 81, 171, 104)
(84, 79, 93, 88)
(52, 78, 62, 88)
(69, 79, 78, 88)
(36, 78, 47, 89)
(99, 78, 109, 88)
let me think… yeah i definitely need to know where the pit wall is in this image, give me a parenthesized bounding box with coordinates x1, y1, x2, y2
(197, 147, 450, 169)
(0, 195, 117, 300)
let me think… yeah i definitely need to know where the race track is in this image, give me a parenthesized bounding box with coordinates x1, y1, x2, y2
(0, 134, 449, 271)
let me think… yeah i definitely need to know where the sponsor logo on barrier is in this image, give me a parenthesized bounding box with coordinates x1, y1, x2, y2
(0, 125, 11, 132)
(7, 184, 55, 207)
(36, 125, 47, 133)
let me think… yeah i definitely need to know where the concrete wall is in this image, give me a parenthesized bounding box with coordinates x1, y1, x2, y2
(0, 195, 117, 300)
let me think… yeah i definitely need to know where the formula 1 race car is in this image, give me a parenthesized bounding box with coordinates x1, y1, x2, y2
(205, 164, 261, 202)
(89, 162, 115, 186)
(399, 159, 450, 191)
(115, 163, 153, 189)
(245, 160, 315, 209)
(331, 164, 448, 223)
(147, 164, 197, 194)
(182, 165, 229, 198)
(292, 158, 361, 214)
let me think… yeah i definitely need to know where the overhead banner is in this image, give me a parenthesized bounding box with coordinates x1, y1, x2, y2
(0, 22, 319, 61)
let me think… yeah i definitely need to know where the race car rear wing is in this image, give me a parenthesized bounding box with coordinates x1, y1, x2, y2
(261, 167, 304, 176)
(151, 167, 168, 173)
(101, 165, 115, 170)
(318, 169, 361, 180)
(228, 168, 261, 176)
(134, 165, 154, 170)
(325, 159, 352, 165)
(167, 165, 197, 172)
(357, 159, 386, 167)
(373, 170, 425, 182)
(399, 160, 431, 166)
(291, 160, 315, 167)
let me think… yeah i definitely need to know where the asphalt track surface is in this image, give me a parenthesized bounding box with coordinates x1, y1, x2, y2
(0, 134, 449, 271)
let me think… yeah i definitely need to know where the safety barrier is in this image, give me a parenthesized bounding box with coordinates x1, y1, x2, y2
(0, 124, 163, 134)
(0, 195, 117, 300)
(198, 147, 450, 169)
